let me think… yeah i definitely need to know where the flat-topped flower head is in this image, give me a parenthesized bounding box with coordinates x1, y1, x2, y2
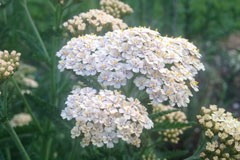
(100, 0, 133, 18)
(153, 104, 188, 144)
(197, 105, 240, 160)
(63, 9, 128, 36)
(57, 27, 204, 107)
(0, 50, 21, 82)
(10, 113, 32, 128)
(61, 87, 153, 148)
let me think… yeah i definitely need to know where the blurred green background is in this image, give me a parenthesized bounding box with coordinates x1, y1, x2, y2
(1, 0, 240, 159)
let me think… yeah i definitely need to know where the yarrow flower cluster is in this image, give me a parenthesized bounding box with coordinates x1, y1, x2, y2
(0, 50, 21, 82)
(100, 0, 133, 18)
(61, 87, 153, 148)
(14, 63, 39, 94)
(197, 105, 240, 160)
(57, 27, 204, 107)
(63, 9, 127, 36)
(10, 113, 32, 128)
(58, 0, 64, 4)
(153, 104, 188, 144)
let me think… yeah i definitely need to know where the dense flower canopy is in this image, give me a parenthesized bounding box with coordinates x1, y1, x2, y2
(197, 105, 240, 160)
(63, 9, 128, 36)
(57, 27, 204, 107)
(61, 87, 153, 148)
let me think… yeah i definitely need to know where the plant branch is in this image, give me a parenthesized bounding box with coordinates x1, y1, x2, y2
(44, 138, 53, 160)
(21, 0, 50, 61)
(3, 8, 7, 24)
(11, 77, 43, 133)
(47, 0, 56, 12)
(2, 120, 31, 160)
(5, 147, 11, 160)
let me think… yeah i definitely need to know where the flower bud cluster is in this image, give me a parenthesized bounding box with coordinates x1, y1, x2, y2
(153, 104, 188, 144)
(0, 50, 21, 81)
(14, 63, 39, 94)
(63, 9, 127, 36)
(197, 105, 240, 160)
(17, 64, 38, 88)
(10, 113, 32, 128)
(100, 0, 133, 18)
(61, 87, 153, 148)
(57, 27, 204, 107)
(59, 0, 64, 4)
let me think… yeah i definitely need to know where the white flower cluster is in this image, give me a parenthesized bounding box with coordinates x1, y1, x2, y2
(57, 27, 204, 107)
(59, 0, 64, 4)
(15, 64, 39, 88)
(10, 113, 32, 128)
(0, 50, 21, 82)
(22, 78, 38, 88)
(14, 63, 39, 94)
(197, 105, 240, 160)
(63, 9, 128, 36)
(100, 0, 133, 18)
(61, 87, 153, 148)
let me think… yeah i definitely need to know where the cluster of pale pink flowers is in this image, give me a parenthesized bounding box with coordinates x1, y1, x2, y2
(58, 0, 64, 4)
(0, 50, 21, 82)
(63, 9, 127, 36)
(14, 63, 39, 95)
(10, 113, 32, 128)
(198, 105, 240, 160)
(57, 27, 204, 107)
(61, 87, 153, 148)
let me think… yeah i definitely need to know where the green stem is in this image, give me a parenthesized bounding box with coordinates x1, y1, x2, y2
(50, 49, 57, 106)
(3, 81, 8, 116)
(63, 0, 74, 10)
(44, 138, 53, 160)
(127, 78, 135, 97)
(184, 133, 206, 160)
(11, 77, 43, 133)
(21, 0, 50, 61)
(47, 0, 56, 12)
(43, 4, 63, 160)
(55, 4, 62, 30)
(5, 147, 11, 160)
(2, 120, 31, 160)
(3, 8, 7, 24)
(52, 0, 63, 106)
(68, 141, 77, 160)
